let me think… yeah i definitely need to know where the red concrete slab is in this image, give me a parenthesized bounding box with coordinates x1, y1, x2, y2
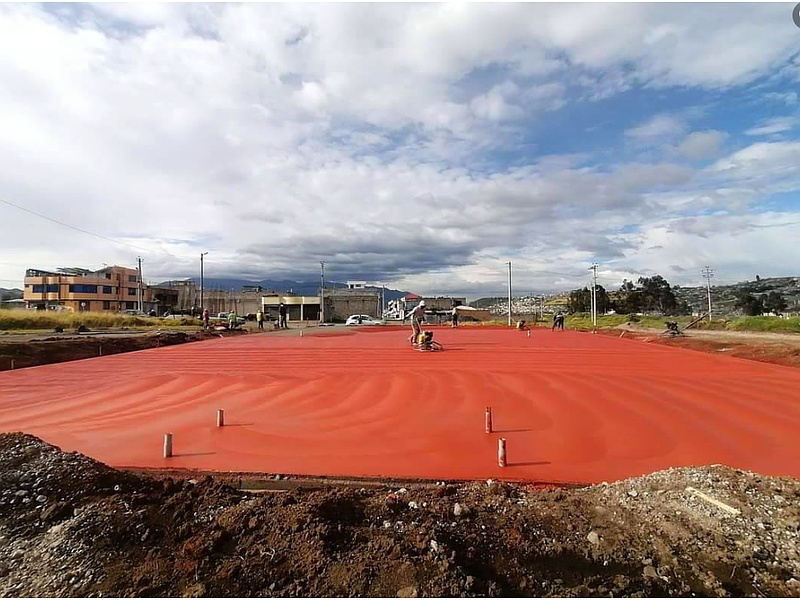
(1, 326, 799, 484)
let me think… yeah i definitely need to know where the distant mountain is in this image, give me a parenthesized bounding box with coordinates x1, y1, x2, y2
(0, 288, 23, 301)
(158, 278, 410, 303)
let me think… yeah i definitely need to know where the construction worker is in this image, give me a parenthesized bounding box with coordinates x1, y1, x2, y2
(228, 311, 238, 329)
(278, 303, 288, 329)
(405, 300, 426, 344)
(256, 309, 264, 330)
(202, 308, 209, 329)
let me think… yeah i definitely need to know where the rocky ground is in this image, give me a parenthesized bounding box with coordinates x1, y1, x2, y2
(1, 434, 799, 598)
(2, 327, 800, 597)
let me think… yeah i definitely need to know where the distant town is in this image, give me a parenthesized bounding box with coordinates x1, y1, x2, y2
(1, 265, 798, 321)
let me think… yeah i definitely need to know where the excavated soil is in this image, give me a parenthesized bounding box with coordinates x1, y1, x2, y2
(606, 326, 800, 369)
(1, 434, 799, 598)
(0, 330, 207, 371)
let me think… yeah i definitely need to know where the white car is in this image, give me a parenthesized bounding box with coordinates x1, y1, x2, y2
(345, 315, 386, 326)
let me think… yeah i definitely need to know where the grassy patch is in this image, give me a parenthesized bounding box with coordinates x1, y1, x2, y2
(564, 314, 800, 334)
(723, 316, 800, 333)
(565, 314, 682, 330)
(0, 310, 198, 332)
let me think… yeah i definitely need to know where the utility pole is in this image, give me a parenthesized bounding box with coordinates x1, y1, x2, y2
(200, 252, 208, 314)
(137, 256, 143, 313)
(507, 261, 512, 326)
(589, 263, 597, 327)
(320, 261, 325, 324)
(702, 266, 714, 321)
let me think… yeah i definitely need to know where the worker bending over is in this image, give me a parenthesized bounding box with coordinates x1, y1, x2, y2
(405, 300, 426, 345)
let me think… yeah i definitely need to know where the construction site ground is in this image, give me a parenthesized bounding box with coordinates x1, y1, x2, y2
(1, 324, 799, 597)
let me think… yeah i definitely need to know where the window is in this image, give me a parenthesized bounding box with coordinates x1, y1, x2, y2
(103, 301, 110, 310)
(32, 284, 59, 293)
(103, 286, 113, 294)
(105, 273, 111, 279)
(128, 275, 138, 283)
(69, 284, 98, 294)
(128, 288, 137, 295)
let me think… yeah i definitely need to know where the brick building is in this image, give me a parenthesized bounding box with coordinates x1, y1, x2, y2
(23, 266, 177, 314)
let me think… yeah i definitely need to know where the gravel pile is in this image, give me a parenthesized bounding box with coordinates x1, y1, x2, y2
(1, 433, 798, 597)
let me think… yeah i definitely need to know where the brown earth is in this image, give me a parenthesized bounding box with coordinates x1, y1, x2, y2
(602, 325, 800, 369)
(0, 328, 241, 371)
(1, 434, 799, 598)
(1, 327, 800, 597)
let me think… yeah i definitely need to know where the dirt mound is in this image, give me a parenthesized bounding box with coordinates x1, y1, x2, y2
(0, 330, 206, 371)
(1, 433, 798, 597)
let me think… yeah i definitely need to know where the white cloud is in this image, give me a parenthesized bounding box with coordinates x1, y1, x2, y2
(744, 116, 799, 137)
(0, 4, 799, 298)
(626, 114, 686, 140)
(676, 130, 727, 160)
(710, 141, 800, 182)
(764, 91, 799, 106)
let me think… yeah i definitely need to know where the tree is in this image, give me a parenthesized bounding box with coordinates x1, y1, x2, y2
(568, 285, 610, 314)
(763, 291, 787, 315)
(596, 285, 611, 314)
(568, 288, 590, 313)
(613, 279, 643, 314)
(613, 275, 677, 315)
(675, 300, 693, 316)
(637, 275, 678, 314)
(734, 292, 764, 316)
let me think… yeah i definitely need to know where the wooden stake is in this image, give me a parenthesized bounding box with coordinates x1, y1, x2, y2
(217, 409, 225, 428)
(163, 433, 173, 458)
(498, 438, 507, 467)
(685, 486, 741, 515)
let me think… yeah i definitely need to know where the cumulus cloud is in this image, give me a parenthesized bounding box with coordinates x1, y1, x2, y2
(0, 3, 799, 297)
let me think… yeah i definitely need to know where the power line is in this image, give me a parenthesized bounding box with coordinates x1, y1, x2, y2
(0, 196, 153, 255)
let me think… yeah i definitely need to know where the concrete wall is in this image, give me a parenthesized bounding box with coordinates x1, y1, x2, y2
(327, 290, 380, 321)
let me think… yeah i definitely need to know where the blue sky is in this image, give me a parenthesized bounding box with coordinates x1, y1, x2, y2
(1, 3, 799, 298)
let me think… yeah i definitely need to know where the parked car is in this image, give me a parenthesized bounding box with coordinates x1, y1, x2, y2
(118, 309, 150, 317)
(209, 312, 246, 325)
(345, 315, 386, 326)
